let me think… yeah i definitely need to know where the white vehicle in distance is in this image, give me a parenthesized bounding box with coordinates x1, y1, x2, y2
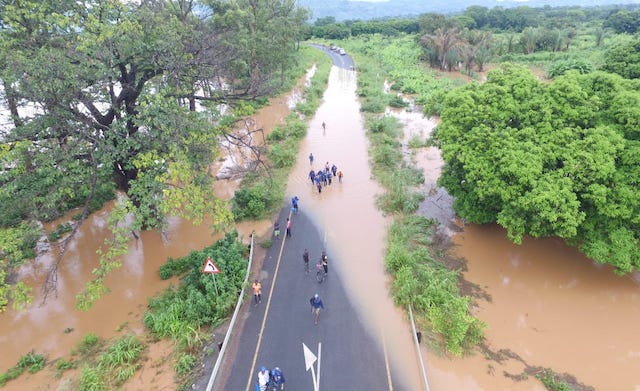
(339, 48, 346, 55)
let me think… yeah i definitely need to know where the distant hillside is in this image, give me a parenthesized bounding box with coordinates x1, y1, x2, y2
(299, 0, 640, 21)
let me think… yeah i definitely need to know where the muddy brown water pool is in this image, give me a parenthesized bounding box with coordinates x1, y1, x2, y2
(2, 64, 640, 391)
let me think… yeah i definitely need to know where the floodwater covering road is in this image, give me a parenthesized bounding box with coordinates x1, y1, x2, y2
(3, 44, 640, 391)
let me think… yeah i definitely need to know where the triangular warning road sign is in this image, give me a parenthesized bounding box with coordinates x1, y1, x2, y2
(202, 258, 221, 274)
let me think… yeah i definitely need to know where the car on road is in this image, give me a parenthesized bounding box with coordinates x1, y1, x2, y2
(339, 48, 346, 55)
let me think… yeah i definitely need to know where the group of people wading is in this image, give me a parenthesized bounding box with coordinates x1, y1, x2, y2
(308, 156, 343, 193)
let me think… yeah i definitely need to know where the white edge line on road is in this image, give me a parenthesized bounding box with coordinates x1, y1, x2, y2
(243, 210, 292, 391)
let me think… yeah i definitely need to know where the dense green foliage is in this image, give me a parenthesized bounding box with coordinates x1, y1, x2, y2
(387, 216, 484, 354)
(145, 232, 248, 344)
(601, 37, 640, 79)
(536, 369, 573, 391)
(0, 351, 46, 386)
(435, 63, 640, 273)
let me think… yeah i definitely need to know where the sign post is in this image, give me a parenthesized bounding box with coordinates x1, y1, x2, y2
(202, 257, 221, 295)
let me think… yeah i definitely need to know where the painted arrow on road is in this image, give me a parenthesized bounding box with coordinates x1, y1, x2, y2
(303, 342, 322, 391)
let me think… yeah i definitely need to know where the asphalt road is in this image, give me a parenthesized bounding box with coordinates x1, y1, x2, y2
(215, 207, 408, 391)
(310, 44, 355, 70)
(206, 46, 413, 391)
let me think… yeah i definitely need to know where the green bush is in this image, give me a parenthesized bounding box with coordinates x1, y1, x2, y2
(536, 369, 573, 391)
(0, 351, 46, 386)
(49, 222, 73, 242)
(268, 142, 297, 168)
(175, 354, 197, 376)
(77, 333, 100, 355)
(360, 98, 386, 113)
(388, 94, 407, 108)
(145, 232, 247, 343)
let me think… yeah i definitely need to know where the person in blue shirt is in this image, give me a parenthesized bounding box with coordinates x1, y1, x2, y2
(270, 367, 286, 390)
(291, 196, 299, 214)
(309, 293, 324, 325)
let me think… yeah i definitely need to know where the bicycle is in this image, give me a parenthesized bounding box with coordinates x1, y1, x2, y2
(315, 262, 326, 283)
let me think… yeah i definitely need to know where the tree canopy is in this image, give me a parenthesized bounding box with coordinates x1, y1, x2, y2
(0, 0, 308, 309)
(434, 64, 640, 273)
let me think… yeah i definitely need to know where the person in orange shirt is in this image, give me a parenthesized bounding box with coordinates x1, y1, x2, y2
(252, 280, 262, 305)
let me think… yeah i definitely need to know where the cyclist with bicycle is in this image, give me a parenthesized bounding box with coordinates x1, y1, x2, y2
(320, 250, 328, 274)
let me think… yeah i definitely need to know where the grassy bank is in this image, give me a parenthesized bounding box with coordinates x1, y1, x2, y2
(330, 34, 485, 356)
(231, 45, 332, 223)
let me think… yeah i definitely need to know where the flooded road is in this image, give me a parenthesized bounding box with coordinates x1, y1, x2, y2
(286, 66, 425, 390)
(0, 78, 299, 389)
(3, 56, 640, 391)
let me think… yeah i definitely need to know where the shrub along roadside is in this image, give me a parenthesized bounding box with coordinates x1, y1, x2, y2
(232, 47, 332, 221)
(142, 231, 248, 384)
(328, 35, 485, 356)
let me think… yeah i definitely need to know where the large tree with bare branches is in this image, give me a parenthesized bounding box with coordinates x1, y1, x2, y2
(0, 0, 308, 309)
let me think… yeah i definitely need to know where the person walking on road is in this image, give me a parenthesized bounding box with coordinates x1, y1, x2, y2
(309, 153, 314, 165)
(338, 170, 343, 183)
(310, 293, 324, 325)
(291, 196, 299, 214)
(286, 218, 292, 238)
(252, 280, 262, 305)
(270, 367, 286, 390)
(322, 121, 326, 131)
(320, 250, 328, 274)
(303, 249, 310, 274)
(257, 366, 270, 391)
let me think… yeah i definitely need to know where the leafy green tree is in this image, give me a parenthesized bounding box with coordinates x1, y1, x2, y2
(601, 38, 640, 79)
(604, 9, 640, 34)
(420, 27, 462, 71)
(0, 0, 308, 308)
(434, 64, 640, 273)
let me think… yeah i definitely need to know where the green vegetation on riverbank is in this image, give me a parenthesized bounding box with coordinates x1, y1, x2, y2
(335, 34, 485, 356)
(143, 231, 248, 383)
(232, 46, 332, 222)
(0, 351, 45, 386)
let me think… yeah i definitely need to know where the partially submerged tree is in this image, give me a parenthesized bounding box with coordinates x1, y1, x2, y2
(0, 0, 308, 309)
(434, 64, 640, 273)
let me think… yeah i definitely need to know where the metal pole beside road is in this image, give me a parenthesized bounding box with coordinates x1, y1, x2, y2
(409, 304, 430, 391)
(206, 234, 255, 391)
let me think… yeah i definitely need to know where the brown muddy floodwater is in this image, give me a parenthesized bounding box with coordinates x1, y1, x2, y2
(0, 73, 305, 390)
(387, 106, 640, 390)
(286, 66, 425, 390)
(4, 61, 640, 391)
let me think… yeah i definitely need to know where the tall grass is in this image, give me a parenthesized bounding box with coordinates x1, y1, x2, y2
(0, 351, 46, 386)
(325, 34, 484, 356)
(232, 47, 332, 221)
(77, 335, 145, 391)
